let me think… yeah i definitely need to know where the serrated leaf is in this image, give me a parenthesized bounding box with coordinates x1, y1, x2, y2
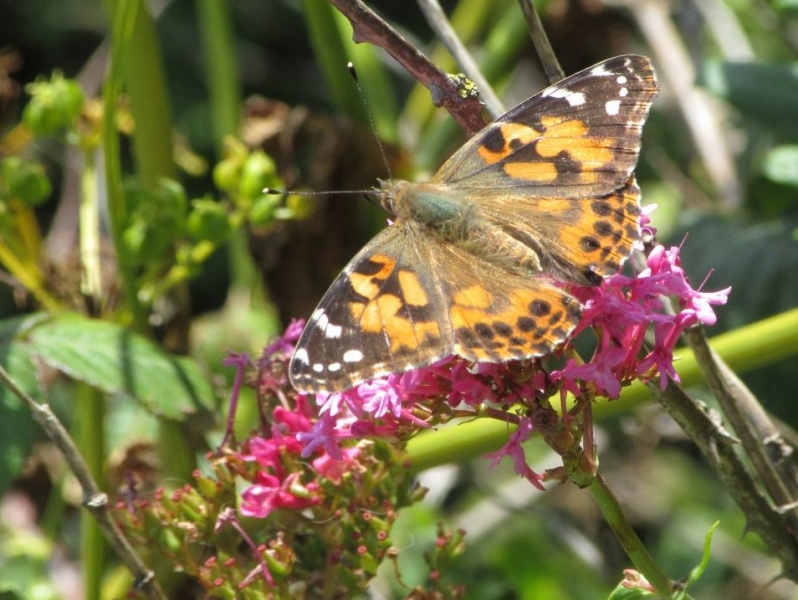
(25, 313, 217, 420)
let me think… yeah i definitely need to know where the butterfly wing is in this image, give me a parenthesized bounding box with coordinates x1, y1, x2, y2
(289, 223, 580, 393)
(468, 177, 644, 286)
(432, 55, 658, 198)
(290, 224, 450, 393)
(431, 55, 656, 286)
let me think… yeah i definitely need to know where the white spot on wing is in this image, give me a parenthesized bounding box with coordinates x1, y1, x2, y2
(312, 363, 324, 373)
(343, 349, 364, 363)
(541, 85, 586, 107)
(591, 64, 610, 76)
(328, 363, 341, 372)
(313, 309, 329, 328)
(566, 92, 586, 107)
(312, 308, 343, 339)
(605, 100, 621, 116)
(619, 87, 628, 97)
(616, 75, 628, 85)
(293, 348, 309, 364)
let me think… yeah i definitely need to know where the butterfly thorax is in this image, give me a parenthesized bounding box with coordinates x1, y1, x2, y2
(379, 179, 544, 276)
(380, 179, 470, 234)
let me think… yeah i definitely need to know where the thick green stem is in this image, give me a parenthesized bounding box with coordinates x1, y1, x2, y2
(589, 474, 673, 597)
(75, 384, 106, 600)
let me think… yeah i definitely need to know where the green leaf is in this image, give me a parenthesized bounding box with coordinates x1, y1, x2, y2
(0, 314, 48, 494)
(761, 145, 798, 186)
(685, 521, 720, 590)
(607, 585, 656, 599)
(25, 313, 217, 420)
(700, 61, 798, 140)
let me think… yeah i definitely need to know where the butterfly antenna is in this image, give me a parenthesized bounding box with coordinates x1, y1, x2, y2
(347, 62, 393, 180)
(264, 64, 390, 205)
(263, 188, 377, 196)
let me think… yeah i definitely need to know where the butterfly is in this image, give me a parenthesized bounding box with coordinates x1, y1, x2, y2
(289, 55, 658, 394)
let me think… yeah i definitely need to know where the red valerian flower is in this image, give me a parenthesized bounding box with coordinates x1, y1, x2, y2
(485, 418, 545, 490)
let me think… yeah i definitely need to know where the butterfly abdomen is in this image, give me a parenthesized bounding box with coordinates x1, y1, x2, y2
(461, 223, 545, 276)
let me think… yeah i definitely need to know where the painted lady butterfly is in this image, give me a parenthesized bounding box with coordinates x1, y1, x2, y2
(290, 55, 658, 393)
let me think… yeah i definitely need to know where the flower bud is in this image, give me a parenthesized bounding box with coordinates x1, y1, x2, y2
(239, 151, 277, 200)
(23, 71, 84, 136)
(187, 199, 231, 245)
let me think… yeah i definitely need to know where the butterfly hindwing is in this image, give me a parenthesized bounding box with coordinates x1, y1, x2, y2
(290, 223, 583, 393)
(468, 177, 643, 286)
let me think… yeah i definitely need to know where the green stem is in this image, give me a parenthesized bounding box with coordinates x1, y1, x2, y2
(80, 150, 102, 300)
(588, 474, 675, 597)
(103, 0, 147, 332)
(407, 307, 798, 470)
(75, 383, 107, 600)
(103, 0, 175, 187)
(195, 0, 241, 156)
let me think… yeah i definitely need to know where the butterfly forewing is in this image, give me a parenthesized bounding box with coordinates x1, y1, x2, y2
(290, 225, 451, 393)
(432, 55, 658, 198)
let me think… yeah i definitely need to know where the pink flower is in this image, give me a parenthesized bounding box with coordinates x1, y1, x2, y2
(636, 312, 694, 390)
(555, 345, 629, 400)
(359, 375, 404, 419)
(682, 286, 731, 327)
(485, 418, 545, 490)
(316, 391, 346, 417)
(297, 413, 343, 460)
(312, 447, 361, 481)
(263, 318, 305, 358)
(240, 472, 320, 518)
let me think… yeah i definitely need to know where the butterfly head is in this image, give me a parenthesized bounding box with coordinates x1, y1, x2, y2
(375, 178, 409, 219)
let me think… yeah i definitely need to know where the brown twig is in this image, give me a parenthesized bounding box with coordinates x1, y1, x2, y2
(648, 374, 798, 582)
(416, 0, 504, 118)
(328, 0, 487, 135)
(0, 365, 167, 600)
(684, 327, 798, 517)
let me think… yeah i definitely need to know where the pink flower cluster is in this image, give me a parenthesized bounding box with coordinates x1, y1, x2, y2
(236, 237, 730, 511)
(296, 243, 728, 461)
(228, 353, 361, 518)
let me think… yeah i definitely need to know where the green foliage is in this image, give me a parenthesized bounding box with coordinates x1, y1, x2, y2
(25, 313, 217, 418)
(0, 158, 52, 208)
